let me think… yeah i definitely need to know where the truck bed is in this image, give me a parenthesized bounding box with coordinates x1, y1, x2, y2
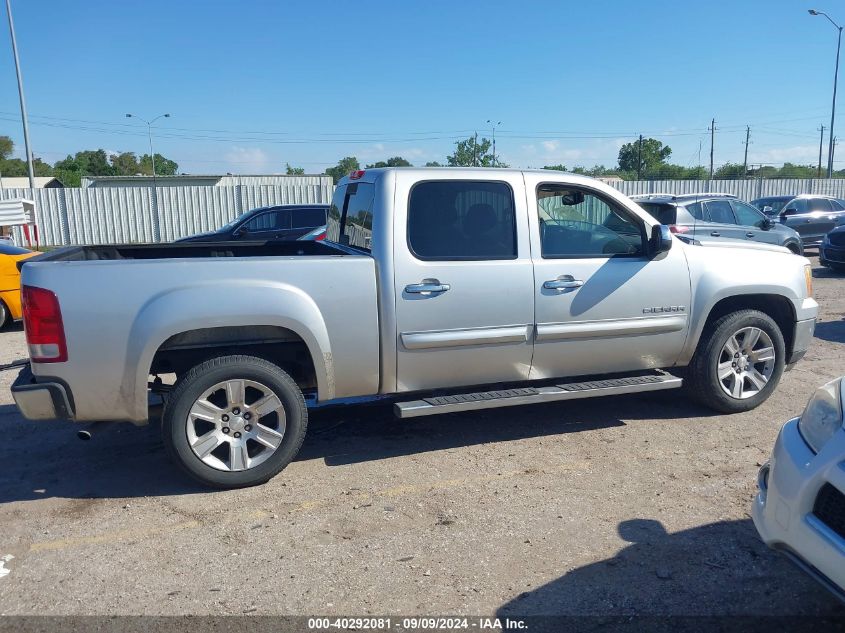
(27, 240, 350, 264)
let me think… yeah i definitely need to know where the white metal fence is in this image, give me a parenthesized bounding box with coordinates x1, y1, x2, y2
(0, 182, 333, 246)
(2, 178, 844, 247)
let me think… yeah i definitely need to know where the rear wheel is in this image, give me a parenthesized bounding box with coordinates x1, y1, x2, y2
(685, 310, 785, 413)
(0, 300, 8, 329)
(162, 355, 308, 489)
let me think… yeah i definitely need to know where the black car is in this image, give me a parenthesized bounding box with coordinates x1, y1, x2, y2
(176, 204, 328, 243)
(821, 224, 845, 272)
(751, 195, 845, 247)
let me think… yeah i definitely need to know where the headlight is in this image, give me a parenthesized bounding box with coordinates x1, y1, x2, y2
(798, 378, 844, 453)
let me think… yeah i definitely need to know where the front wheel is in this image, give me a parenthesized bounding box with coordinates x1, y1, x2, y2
(685, 310, 785, 413)
(0, 300, 8, 329)
(162, 355, 308, 489)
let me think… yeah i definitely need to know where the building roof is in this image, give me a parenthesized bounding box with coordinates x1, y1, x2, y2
(0, 176, 63, 189)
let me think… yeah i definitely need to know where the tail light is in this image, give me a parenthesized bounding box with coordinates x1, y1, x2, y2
(314, 228, 326, 241)
(668, 225, 690, 234)
(22, 285, 67, 363)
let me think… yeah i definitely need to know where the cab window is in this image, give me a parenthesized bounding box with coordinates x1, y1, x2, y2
(537, 185, 644, 258)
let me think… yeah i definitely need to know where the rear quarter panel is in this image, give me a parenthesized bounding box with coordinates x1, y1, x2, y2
(21, 255, 380, 423)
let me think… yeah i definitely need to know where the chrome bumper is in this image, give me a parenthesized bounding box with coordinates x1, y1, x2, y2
(11, 365, 74, 421)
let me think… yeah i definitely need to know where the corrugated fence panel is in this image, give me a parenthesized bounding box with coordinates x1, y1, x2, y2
(3, 178, 845, 246)
(157, 186, 242, 242)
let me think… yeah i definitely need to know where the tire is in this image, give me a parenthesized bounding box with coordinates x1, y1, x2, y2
(162, 355, 308, 489)
(685, 309, 785, 414)
(786, 243, 802, 255)
(0, 300, 8, 329)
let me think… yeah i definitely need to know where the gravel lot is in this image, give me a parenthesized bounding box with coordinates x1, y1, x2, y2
(0, 256, 844, 618)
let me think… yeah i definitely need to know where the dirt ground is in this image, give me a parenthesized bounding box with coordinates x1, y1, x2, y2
(0, 256, 844, 619)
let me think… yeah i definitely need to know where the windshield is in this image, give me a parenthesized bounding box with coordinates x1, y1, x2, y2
(754, 198, 791, 215)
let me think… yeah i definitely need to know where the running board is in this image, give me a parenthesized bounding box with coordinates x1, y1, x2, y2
(394, 372, 683, 419)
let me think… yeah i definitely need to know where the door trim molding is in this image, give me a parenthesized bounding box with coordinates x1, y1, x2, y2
(401, 324, 531, 350)
(536, 315, 687, 342)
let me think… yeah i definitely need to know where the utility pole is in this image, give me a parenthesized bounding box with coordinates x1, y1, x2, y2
(473, 132, 478, 167)
(742, 126, 750, 176)
(637, 134, 643, 180)
(708, 118, 716, 179)
(486, 120, 501, 167)
(5, 0, 35, 190)
(818, 125, 827, 178)
(808, 10, 842, 177)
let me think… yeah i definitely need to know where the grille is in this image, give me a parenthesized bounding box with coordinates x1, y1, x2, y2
(829, 232, 845, 248)
(813, 483, 845, 540)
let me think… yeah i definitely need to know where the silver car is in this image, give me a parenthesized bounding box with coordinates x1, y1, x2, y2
(632, 193, 804, 254)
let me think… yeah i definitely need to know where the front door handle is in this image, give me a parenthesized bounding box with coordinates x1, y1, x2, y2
(543, 275, 584, 290)
(405, 279, 450, 294)
(711, 231, 721, 237)
(746, 232, 755, 238)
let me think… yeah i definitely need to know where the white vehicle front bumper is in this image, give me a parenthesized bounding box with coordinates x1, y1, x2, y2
(753, 418, 845, 602)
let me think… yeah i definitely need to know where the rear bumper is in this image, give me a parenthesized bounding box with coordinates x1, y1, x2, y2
(11, 365, 75, 421)
(787, 317, 816, 365)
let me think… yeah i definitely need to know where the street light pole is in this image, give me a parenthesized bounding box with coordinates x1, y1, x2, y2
(486, 120, 501, 167)
(5, 0, 35, 190)
(809, 9, 842, 177)
(125, 113, 170, 187)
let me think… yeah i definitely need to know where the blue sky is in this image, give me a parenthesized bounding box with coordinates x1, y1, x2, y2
(0, 0, 842, 174)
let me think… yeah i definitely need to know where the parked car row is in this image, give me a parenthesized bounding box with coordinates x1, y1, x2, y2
(631, 193, 804, 254)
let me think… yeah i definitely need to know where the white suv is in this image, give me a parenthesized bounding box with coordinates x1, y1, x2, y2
(753, 376, 845, 602)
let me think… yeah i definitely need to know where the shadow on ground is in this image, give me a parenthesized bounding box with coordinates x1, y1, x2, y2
(496, 518, 845, 625)
(815, 318, 845, 344)
(0, 389, 717, 502)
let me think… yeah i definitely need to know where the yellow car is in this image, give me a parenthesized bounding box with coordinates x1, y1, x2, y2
(0, 242, 37, 328)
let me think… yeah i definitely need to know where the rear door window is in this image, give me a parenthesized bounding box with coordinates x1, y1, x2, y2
(408, 180, 516, 260)
(703, 200, 736, 224)
(243, 210, 290, 233)
(809, 198, 833, 212)
(291, 207, 327, 228)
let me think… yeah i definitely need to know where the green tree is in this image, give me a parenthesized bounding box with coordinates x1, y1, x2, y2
(0, 135, 12, 160)
(542, 164, 568, 172)
(110, 151, 141, 176)
(424, 161, 442, 167)
(325, 156, 360, 183)
(139, 153, 178, 176)
(446, 135, 507, 167)
(366, 156, 412, 168)
(618, 138, 672, 176)
(285, 163, 305, 175)
(713, 162, 748, 179)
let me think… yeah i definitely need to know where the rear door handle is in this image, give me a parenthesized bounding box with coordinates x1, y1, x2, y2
(405, 279, 450, 294)
(710, 231, 721, 237)
(543, 275, 584, 290)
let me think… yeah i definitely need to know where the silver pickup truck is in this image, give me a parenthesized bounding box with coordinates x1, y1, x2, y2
(12, 168, 818, 488)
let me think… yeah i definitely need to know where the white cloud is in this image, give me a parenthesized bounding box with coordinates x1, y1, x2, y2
(224, 146, 271, 173)
(750, 145, 819, 165)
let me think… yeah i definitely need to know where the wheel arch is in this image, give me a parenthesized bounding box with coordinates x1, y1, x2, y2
(680, 292, 796, 365)
(121, 281, 334, 423)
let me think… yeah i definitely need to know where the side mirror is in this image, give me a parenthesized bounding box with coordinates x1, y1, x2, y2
(649, 224, 672, 256)
(762, 205, 773, 215)
(761, 217, 774, 230)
